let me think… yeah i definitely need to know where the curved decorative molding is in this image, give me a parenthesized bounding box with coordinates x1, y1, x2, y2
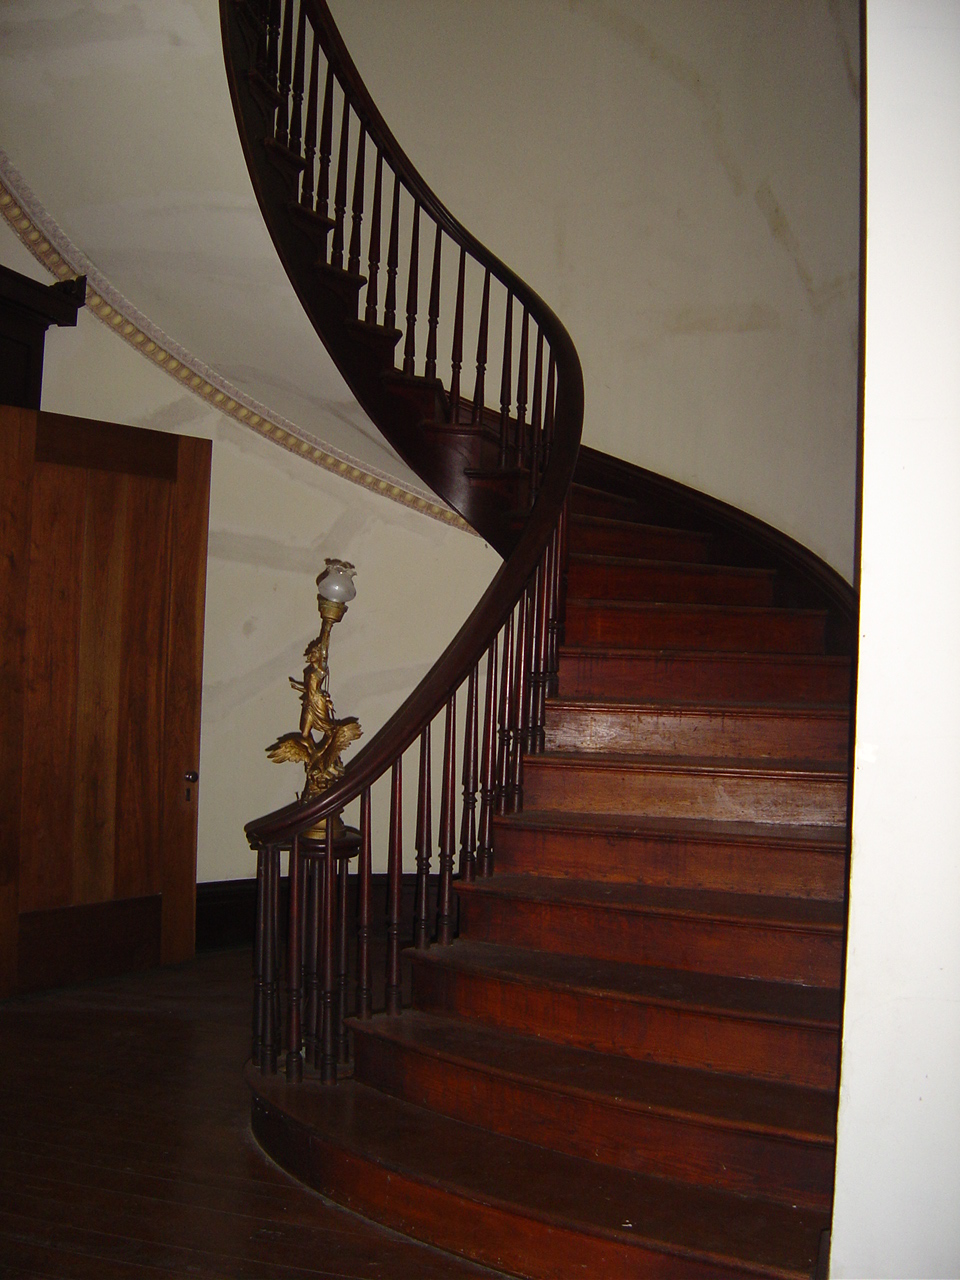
(0, 152, 470, 534)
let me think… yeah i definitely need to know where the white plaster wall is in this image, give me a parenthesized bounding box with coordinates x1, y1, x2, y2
(0, 0, 422, 488)
(829, 3, 960, 1274)
(1, 225, 499, 883)
(329, 0, 861, 581)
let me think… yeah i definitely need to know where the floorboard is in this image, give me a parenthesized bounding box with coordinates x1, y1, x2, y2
(0, 947, 505, 1279)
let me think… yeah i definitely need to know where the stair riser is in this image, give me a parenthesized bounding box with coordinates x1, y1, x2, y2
(252, 1095, 755, 1280)
(459, 894, 844, 988)
(522, 760, 848, 825)
(492, 822, 848, 899)
(571, 489, 648, 521)
(570, 521, 712, 562)
(411, 962, 840, 1090)
(544, 705, 850, 762)
(352, 1031, 835, 1210)
(559, 651, 852, 704)
(567, 559, 775, 607)
(565, 604, 826, 653)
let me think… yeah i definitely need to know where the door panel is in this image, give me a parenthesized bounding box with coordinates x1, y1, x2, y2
(0, 405, 211, 994)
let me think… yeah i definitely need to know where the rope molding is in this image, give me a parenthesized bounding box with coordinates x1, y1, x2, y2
(0, 153, 471, 534)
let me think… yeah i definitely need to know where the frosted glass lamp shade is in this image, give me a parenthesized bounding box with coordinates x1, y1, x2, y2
(317, 559, 357, 603)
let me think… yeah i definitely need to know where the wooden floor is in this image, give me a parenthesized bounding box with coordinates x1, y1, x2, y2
(0, 947, 504, 1279)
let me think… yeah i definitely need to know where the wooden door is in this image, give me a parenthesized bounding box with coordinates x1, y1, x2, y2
(0, 405, 211, 995)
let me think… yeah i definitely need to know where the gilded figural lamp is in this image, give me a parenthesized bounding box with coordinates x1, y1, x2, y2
(265, 559, 362, 839)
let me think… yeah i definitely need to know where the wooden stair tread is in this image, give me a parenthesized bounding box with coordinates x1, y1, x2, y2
(568, 598, 826, 621)
(458, 876, 844, 930)
(528, 750, 848, 779)
(411, 941, 842, 1024)
(354, 1010, 838, 1143)
(251, 1073, 827, 1278)
(562, 644, 849, 664)
(497, 809, 848, 848)
(548, 695, 849, 715)
(569, 550, 771, 577)
(569, 512, 707, 538)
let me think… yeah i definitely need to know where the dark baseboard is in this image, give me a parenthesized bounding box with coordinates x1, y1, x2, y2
(196, 879, 259, 952)
(195, 873, 432, 953)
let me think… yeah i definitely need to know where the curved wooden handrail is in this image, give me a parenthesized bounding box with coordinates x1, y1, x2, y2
(220, 0, 584, 852)
(246, 344, 581, 846)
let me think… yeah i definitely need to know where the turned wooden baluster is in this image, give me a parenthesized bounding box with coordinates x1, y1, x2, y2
(300, 33, 320, 211)
(449, 246, 466, 423)
(530, 536, 553, 752)
(303, 852, 320, 1062)
(384, 174, 401, 331)
(253, 0, 270, 80)
(436, 696, 457, 946)
(459, 664, 479, 882)
(271, 844, 281, 1064)
(347, 122, 366, 278)
(275, 0, 295, 147)
(265, 0, 281, 93)
(529, 328, 545, 500)
(330, 96, 350, 270)
(285, 834, 303, 1081)
(543, 350, 557, 474)
(319, 819, 337, 1082)
(336, 842, 350, 1065)
(471, 269, 491, 426)
(547, 514, 563, 696)
(363, 151, 384, 325)
(498, 292, 514, 468)
(402, 202, 421, 376)
(515, 308, 530, 469)
(425, 224, 442, 382)
(316, 64, 335, 228)
(385, 759, 403, 1014)
(253, 844, 279, 1072)
(495, 610, 515, 815)
(356, 787, 373, 1019)
(477, 637, 498, 877)
(288, 5, 307, 157)
(508, 581, 533, 810)
(413, 725, 432, 949)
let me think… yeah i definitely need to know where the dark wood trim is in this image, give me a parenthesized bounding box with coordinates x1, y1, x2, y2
(160, 435, 212, 962)
(0, 265, 86, 329)
(0, 266, 85, 410)
(196, 873, 435, 952)
(36, 411, 180, 479)
(574, 445, 859, 657)
(15, 894, 162, 993)
(0, 405, 35, 996)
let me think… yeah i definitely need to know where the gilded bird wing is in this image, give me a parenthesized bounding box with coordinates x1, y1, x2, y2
(265, 735, 313, 765)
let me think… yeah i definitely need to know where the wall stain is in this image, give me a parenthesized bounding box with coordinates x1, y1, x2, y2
(755, 180, 856, 311)
(826, 0, 860, 102)
(207, 511, 371, 575)
(665, 302, 781, 336)
(569, 0, 744, 197)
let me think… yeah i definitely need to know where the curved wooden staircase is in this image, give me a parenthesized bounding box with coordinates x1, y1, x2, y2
(247, 476, 852, 1279)
(221, 2, 855, 1276)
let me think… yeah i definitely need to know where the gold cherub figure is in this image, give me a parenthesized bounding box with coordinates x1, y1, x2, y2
(265, 571, 362, 810)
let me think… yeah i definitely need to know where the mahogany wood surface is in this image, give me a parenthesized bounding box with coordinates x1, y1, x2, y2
(1, 408, 211, 995)
(544, 699, 851, 761)
(567, 553, 776, 606)
(0, 948, 501, 1279)
(350, 1011, 836, 1208)
(559, 647, 853, 704)
(493, 811, 849, 899)
(251, 1076, 827, 1280)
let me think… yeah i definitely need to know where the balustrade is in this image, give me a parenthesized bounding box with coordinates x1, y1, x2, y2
(229, 0, 582, 1082)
